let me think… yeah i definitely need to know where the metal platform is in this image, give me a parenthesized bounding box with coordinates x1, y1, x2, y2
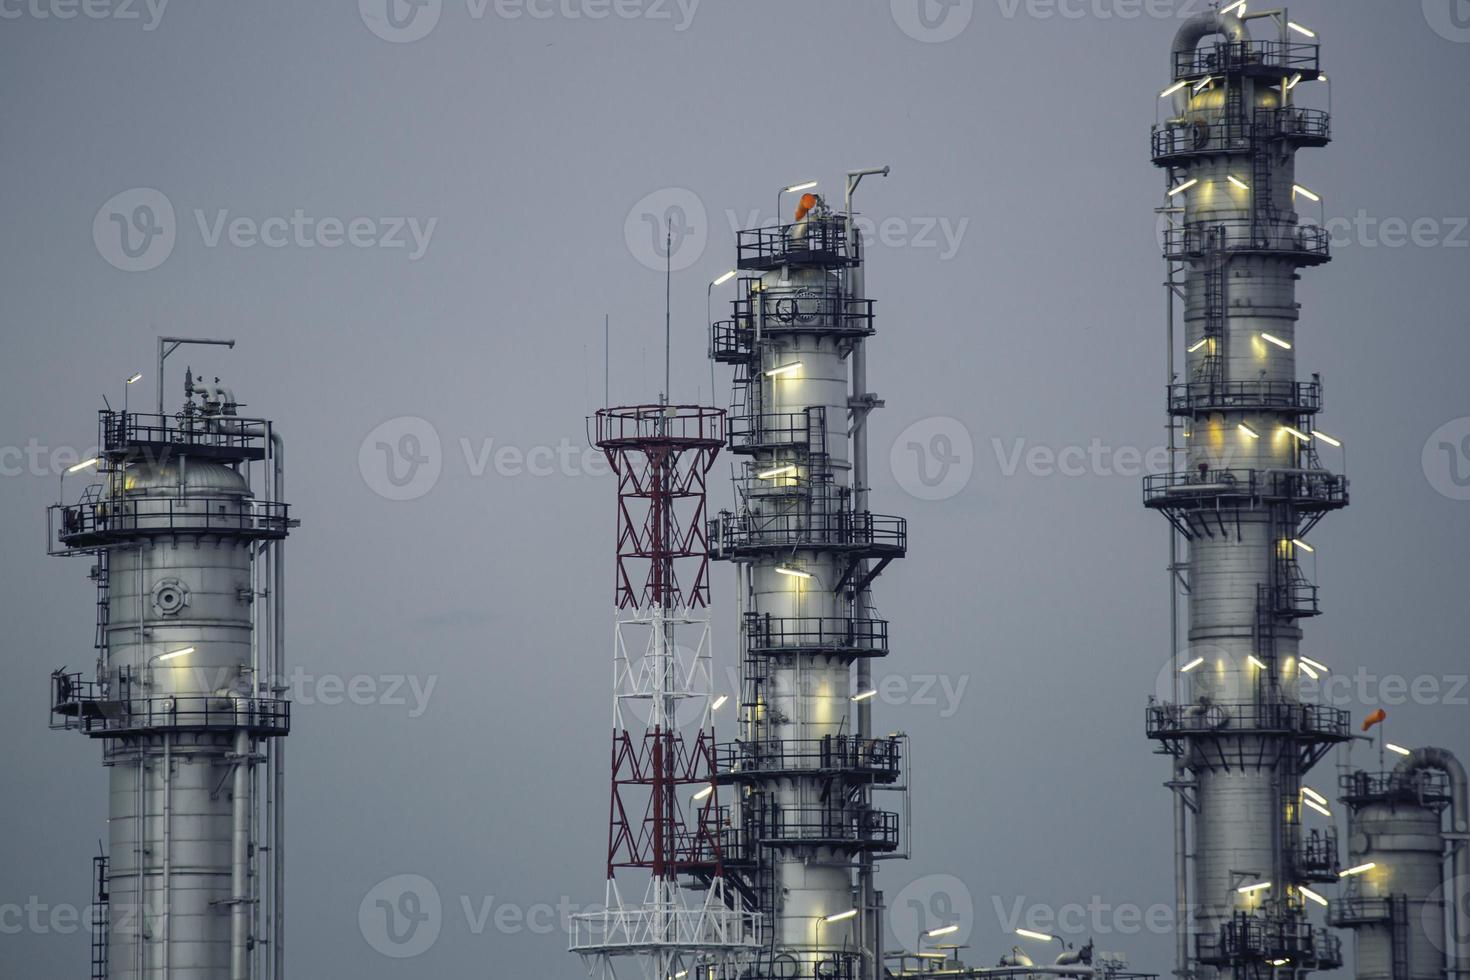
(1172, 39, 1321, 81)
(51, 688, 291, 738)
(709, 511, 907, 560)
(736, 219, 858, 272)
(1164, 220, 1330, 265)
(50, 497, 291, 553)
(98, 410, 271, 463)
(744, 614, 890, 659)
(1143, 468, 1348, 513)
(1168, 380, 1322, 417)
(715, 736, 902, 784)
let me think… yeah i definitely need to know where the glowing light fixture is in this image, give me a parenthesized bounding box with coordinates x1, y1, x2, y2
(1283, 426, 1310, 443)
(1302, 787, 1328, 806)
(1260, 332, 1293, 350)
(1311, 430, 1341, 447)
(1180, 657, 1205, 673)
(1271, 959, 1292, 968)
(712, 270, 737, 287)
(1016, 929, 1056, 943)
(1300, 662, 1320, 681)
(775, 565, 812, 579)
(764, 361, 803, 377)
(1304, 798, 1332, 818)
(758, 465, 797, 480)
(1248, 656, 1268, 670)
(711, 694, 729, 711)
(1340, 863, 1377, 878)
(1301, 657, 1328, 673)
(1161, 80, 1188, 98)
(824, 909, 859, 924)
(156, 647, 195, 663)
(127, 372, 143, 384)
(852, 690, 878, 703)
(693, 786, 714, 801)
(68, 457, 99, 473)
(1299, 885, 1328, 907)
(1192, 77, 1214, 95)
(1237, 881, 1272, 895)
(784, 180, 819, 194)
(1169, 178, 1200, 197)
(1288, 21, 1316, 38)
(1228, 175, 1250, 190)
(1387, 743, 1412, 757)
(1293, 184, 1321, 202)
(1239, 423, 1260, 439)
(1290, 538, 1315, 553)
(1187, 338, 1210, 353)
(1221, 0, 1245, 14)
(926, 925, 961, 938)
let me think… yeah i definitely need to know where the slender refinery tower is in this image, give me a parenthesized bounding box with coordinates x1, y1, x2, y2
(48, 342, 294, 980)
(1143, 8, 1350, 980)
(709, 175, 907, 980)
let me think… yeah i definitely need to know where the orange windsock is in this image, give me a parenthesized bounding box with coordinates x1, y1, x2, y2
(1362, 708, 1387, 732)
(794, 193, 819, 222)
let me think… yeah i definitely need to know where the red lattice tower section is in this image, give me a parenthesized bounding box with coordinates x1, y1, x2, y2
(594, 404, 728, 881)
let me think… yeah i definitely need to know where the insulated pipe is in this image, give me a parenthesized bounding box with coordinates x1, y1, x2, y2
(1394, 747, 1470, 980)
(1169, 9, 1248, 115)
(232, 727, 251, 980)
(271, 430, 286, 980)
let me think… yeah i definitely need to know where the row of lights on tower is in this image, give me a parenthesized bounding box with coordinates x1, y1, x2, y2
(1168, 178, 1321, 202)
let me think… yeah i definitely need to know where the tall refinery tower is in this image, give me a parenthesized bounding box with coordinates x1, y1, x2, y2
(707, 172, 908, 980)
(48, 339, 295, 980)
(1143, 8, 1351, 980)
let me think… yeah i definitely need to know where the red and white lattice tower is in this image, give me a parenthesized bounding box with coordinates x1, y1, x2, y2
(571, 404, 762, 980)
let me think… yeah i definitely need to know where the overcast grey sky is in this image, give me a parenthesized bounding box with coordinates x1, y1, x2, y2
(3, 1, 1469, 977)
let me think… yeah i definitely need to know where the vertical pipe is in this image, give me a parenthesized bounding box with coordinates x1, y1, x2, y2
(270, 432, 286, 980)
(1167, 256, 1191, 980)
(232, 728, 251, 980)
(163, 734, 172, 978)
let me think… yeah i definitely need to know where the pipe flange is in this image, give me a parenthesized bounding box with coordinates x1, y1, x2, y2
(151, 578, 191, 616)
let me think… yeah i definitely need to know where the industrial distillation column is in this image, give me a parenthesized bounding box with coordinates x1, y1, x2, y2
(49, 358, 294, 980)
(1144, 8, 1350, 980)
(710, 191, 908, 980)
(1331, 749, 1470, 980)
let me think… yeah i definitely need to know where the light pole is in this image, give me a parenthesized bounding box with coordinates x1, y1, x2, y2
(124, 371, 142, 414)
(777, 180, 818, 227)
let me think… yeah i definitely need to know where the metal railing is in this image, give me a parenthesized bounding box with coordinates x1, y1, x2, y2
(1340, 768, 1454, 808)
(1197, 915, 1341, 968)
(52, 687, 291, 736)
(1173, 40, 1321, 79)
(716, 736, 902, 781)
(719, 950, 863, 980)
(51, 496, 290, 550)
(728, 408, 827, 454)
(1146, 700, 1350, 742)
(1167, 380, 1321, 415)
(1152, 107, 1330, 160)
(1143, 467, 1348, 511)
(744, 614, 890, 657)
(710, 510, 907, 557)
(737, 218, 858, 270)
(1164, 220, 1330, 262)
(594, 404, 726, 448)
(1327, 897, 1397, 927)
(99, 409, 271, 460)
(744, 804, 900, 850)
(1294, 827, 1339, 881)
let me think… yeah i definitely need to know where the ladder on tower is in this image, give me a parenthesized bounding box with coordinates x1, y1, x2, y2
(90, 854, 108, 980)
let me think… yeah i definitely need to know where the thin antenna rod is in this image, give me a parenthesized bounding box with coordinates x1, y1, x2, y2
(664, 222, 672, 406)
(604, 314, 610, 409)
